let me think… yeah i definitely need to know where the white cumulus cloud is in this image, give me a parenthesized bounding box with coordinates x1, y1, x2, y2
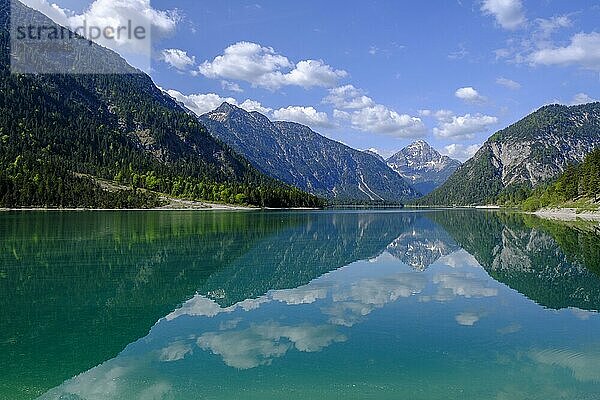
(348, 105, 426, 138)
(272, 106, 333, 128)
(239, 99, 272, 114)
(282, 60, 348, 89)
(324, 85, 376, 110)
(160, 49, 195, 70)
(326, 85, 425, 138)
(481, 0, 527, 30)
(198, 42, 347, 90)
(570, 93, 598, 106)
(535, 15, 572, 37)
(455, 87, 486, 103)
(72, 0, 176, 49)
(442, 143, 482, 162)
(198, 42, 291, 87)
(433, 111, 498, 140)
(221, 80, 244, 93)
(529, 32, 600, 71)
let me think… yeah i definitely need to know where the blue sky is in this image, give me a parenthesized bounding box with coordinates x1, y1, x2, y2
(24, 0, 600, 160)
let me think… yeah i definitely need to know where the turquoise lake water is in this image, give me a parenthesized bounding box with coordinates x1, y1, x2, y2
(1, 210, 599, 399)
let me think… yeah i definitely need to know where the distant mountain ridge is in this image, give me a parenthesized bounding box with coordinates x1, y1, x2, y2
(387, 140, 461, 195)
(421, 103, 600, 206)
(200, 103, 419, 202)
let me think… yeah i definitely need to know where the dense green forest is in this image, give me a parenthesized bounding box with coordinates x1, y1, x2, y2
(521, 147, 600, 211)
(0, 1, 324, 208)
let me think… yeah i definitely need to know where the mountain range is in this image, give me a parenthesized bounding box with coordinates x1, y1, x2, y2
(2, 1, 599, 209)
(421, 103, 600, 206)
(386, 140, 461, 195)
(200, 103, 418, 202)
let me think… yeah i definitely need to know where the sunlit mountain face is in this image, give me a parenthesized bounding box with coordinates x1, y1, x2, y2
(386, 141, 462, 195)
(2, 210, 600, 399)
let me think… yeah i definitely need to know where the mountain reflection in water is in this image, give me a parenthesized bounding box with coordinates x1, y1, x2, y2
(1, 210, 599, 399)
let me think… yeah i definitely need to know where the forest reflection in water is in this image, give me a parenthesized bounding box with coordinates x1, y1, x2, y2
(1, 210, 599, 399)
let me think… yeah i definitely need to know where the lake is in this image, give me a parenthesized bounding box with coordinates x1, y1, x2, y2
(1, 210, 599, 399)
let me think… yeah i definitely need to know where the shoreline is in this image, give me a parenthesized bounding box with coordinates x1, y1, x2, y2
(0, 188, 328, 211)
(531, 208, 600, 222)
(3, 205, 599, 221)
(0, 199, 255, 212)
(0, 202, 323, 212)
(0, 207, 253, 212)
(406, 204, 600, 222)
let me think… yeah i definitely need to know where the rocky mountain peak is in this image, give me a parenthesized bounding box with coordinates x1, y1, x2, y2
(407, 139, 432, 151)
(208, 103, 274, 127)
(388, 140, 449, 166)
(386, 141, 461, 195)
(214, 102, 237, 114)
(205, 102, 243, 123)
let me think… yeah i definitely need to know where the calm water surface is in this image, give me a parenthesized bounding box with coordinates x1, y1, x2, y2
(1, 210, 600, 399)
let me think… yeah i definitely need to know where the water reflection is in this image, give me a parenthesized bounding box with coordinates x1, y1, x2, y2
(385, 216, 459, 271)
(1, 211, 297, 398)
(162, 255, 431, 370)
(39, 243, 600, 399)
(1, 210, 599, 399)
(0, 211, 449, 398)
(196, 211, 445, 306)
(530, 348, 600, 383)
(430, 211, 600, 311)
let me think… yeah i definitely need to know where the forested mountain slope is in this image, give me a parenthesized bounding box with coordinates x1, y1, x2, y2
(522, 147, 600, 210)
(0, 0, 322, 208)
(420, 103, 600, 206)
